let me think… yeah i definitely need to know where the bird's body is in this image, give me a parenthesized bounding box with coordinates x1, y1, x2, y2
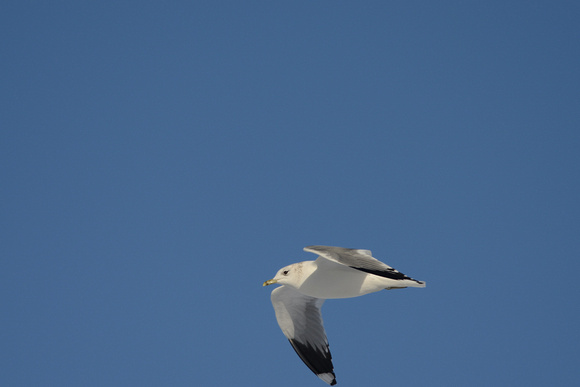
(263, 245, 425, 385)
(285, 257, 423, 299)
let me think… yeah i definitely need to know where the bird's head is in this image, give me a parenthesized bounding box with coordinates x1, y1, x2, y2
(263, 263, 301, 287)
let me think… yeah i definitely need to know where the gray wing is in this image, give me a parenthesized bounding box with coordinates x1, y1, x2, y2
(270, 286, 336, 386)
(304, 245, 424, 284)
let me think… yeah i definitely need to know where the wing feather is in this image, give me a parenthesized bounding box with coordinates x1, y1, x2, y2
(304, 245, 424, 285)
(270, 286, 336, 385)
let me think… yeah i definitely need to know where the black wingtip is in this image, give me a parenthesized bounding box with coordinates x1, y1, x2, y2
(316, 372, 336, 385)
(288, 339, 336, 384)
(318, 372, 336, 385)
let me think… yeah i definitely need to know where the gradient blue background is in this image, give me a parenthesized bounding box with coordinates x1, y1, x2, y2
(2, 1, 579, 386)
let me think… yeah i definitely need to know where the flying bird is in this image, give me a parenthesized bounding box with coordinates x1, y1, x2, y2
(263, 245, 425, 385)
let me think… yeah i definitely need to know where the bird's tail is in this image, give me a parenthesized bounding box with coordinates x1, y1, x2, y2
(386, 279, 426, 289)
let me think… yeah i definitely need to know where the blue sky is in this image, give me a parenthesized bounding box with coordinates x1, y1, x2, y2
(2, 1, 579, 386)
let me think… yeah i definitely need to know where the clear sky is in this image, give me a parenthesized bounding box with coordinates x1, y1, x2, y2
(2, 1, 579, 386)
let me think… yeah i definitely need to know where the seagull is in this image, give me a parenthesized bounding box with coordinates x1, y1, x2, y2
(263, 245, 425, 385)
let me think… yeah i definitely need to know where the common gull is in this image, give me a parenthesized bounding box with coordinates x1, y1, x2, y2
(263, 245, 425, 385)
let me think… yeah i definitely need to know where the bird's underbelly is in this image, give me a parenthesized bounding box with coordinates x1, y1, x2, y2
(297, 266, 387, 299)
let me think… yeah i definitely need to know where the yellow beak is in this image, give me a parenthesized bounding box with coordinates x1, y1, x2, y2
(263, 279, 278, 287)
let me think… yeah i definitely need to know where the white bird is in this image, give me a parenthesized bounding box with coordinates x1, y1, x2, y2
(263, 245, 425, 385)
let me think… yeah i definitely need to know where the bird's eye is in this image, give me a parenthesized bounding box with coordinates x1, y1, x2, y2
(283, 270, 289, 275)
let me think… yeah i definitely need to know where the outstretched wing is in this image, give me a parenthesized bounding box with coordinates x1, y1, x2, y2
(270, 286, 336, 386)
(304, 245, 424, 285)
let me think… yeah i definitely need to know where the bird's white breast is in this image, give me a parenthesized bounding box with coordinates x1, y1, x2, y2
(296, 259, 388, 299)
